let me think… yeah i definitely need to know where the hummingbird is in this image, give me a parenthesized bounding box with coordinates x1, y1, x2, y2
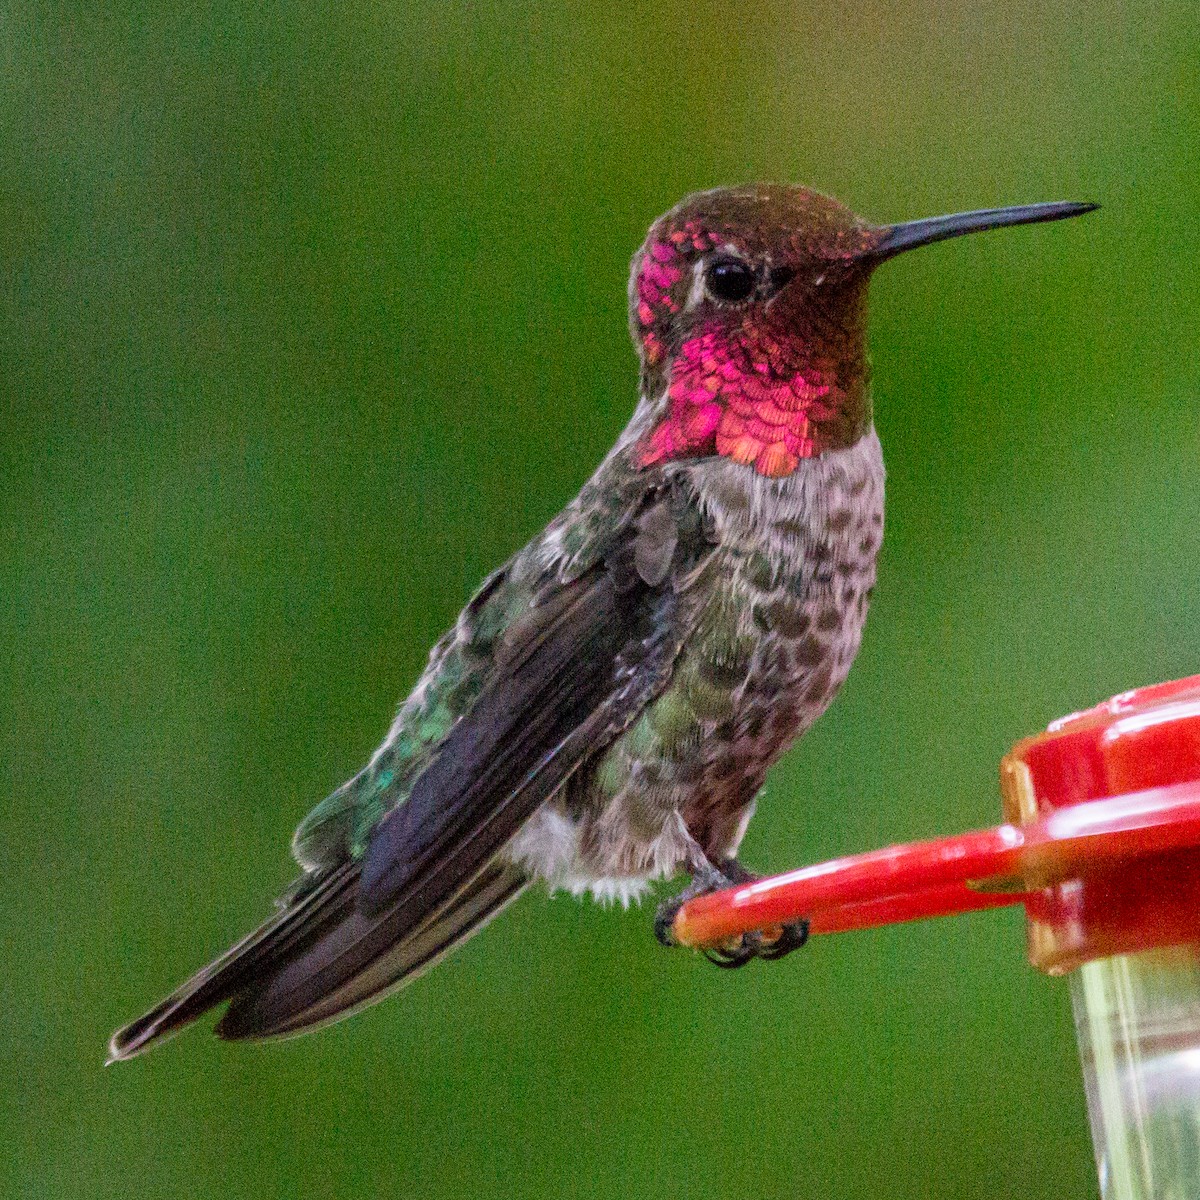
(109, 184, 1095, 1060)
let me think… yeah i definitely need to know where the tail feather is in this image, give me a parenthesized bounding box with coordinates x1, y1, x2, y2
(107, 867, 355, 1062)
(218, 860, 525, 1040)
(108, 860, 524, 1061)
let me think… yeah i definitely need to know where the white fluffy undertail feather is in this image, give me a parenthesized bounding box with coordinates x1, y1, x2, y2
(503, 807, 693, 907)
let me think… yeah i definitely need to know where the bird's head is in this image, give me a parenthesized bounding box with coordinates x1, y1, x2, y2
(630, 184, 1096, 478)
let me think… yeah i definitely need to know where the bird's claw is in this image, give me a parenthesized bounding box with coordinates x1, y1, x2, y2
(703, 934, 761, 968)
(700, 918, 810, 968)
(655, 857, 810, 965)
(757, 918, 810, 960)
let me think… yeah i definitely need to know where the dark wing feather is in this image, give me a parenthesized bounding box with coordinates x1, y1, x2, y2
(360, 564, 681, 914)
(219, 505, 703, 1038)
(109, 860, 524, 1057)
(216, 861, 526, 1040)
(107, 866, 356, 1060)
(109, 486, 709, 1053)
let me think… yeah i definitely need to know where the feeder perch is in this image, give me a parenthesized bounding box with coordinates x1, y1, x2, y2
(673, 675, 1200, 1200)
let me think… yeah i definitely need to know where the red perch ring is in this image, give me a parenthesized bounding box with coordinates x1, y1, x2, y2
(672, 675, 1200, 973)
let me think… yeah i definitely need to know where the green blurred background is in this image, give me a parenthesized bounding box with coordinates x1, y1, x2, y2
(3, 2, 1198, 1197)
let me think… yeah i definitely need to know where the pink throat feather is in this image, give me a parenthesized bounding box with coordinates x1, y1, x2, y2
(632, 228, 847, 478)
(638, 325, 840, 478)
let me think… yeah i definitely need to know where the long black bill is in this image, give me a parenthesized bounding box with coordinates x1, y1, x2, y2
(870, 200, 1098, 261)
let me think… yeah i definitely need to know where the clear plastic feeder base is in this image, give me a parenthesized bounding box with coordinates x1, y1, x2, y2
(1072, 947, 1200, 1200)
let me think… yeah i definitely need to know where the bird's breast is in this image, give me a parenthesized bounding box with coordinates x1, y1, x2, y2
(505, 429, 885, 894)
(668, 427, 885, 843)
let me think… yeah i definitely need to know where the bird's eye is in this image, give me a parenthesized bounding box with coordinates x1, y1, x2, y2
(705, 258, 756, 304)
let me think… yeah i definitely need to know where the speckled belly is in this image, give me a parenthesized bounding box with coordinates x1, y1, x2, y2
(503, 553, 875, 897)
(503, 431, 885, 900)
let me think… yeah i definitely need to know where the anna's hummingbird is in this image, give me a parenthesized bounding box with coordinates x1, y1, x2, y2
(110, 184, 1094, 1059)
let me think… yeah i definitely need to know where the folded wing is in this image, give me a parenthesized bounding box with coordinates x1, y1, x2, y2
(109, 485, 709, 1057)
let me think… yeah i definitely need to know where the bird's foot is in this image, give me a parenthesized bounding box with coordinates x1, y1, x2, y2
(654, 863, 730, 948)
(701, 914, 810, 968)
(654, 857, 810, 966)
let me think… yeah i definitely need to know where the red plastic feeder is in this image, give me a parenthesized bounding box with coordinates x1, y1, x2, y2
(673, 675, 1200, 1200)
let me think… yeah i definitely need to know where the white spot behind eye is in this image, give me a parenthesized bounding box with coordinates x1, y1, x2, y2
(685, 258, 707, 310)
(813, 273, 826, 286)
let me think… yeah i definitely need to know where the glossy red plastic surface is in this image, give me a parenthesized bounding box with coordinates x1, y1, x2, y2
(673, 676, 1200, 972)
(1010, 674, 1200, 971)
